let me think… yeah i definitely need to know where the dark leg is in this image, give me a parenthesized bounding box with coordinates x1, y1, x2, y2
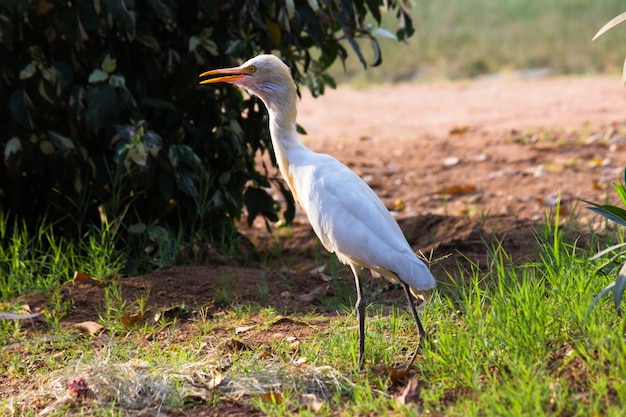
(350, 264, 366, 369)
(402, 282, 427, 370)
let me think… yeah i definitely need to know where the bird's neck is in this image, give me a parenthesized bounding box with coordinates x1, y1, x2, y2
(264, 94, 307, 202)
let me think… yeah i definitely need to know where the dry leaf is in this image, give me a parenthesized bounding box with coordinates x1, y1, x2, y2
(443, 156, 460, 166)
(120, 312, 145, 329)
(235, 324, 256, 334)
(389, 198, 406, 212)
(435, 184, 477, 196)
(270, 317, 309, 328)
(36, 0, 55, 16)
(449, 125, 469, 135)
(388, 367, 409, 386)
(298, 285, 329, 302)
(260, 391, 283, 404)
(308, 265, 332, 282)
(371, 363, 408, 386)
(203, 373, 224, 390)
(298, 393, 323, 412)
(396, 377, 421, 405)
(74, 321, 104, 336)
(227, 338, 250, 352)
(72, 271, 90, 282)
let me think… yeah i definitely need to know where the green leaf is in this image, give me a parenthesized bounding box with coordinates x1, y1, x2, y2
(86, 84, 119, 130)
(4, 137, 21, 162)
(141, 97, 177, 110)
(244, 187, 279, 226)
(48, 131, 75, 150)
(370, 36, 382, 67)
(88, 69, 109, 84)
(101, 54, 117, 73)
(146, 0, 177, 25)
(128, 223, 147, 234)
(136, 33, 161, 52)
(344, 33, 367, 69)
(108, 74, 126, 87)
(9, 90, 38, 129)
(277, 180, 296, 224)
(365, 0, 381, 24)
(19, 63, 36, 80)
(168, 144, 202, 171)
(613, 263, 626, 312)
(589, 242, 626, 261)
(143, 131, 162, 156)
(588, 280, 616, 314)
(584, 203, 626, 227)
(613, 180, 626, 207)
(103, 0, 136, 40)
(176, 174, 198, 197)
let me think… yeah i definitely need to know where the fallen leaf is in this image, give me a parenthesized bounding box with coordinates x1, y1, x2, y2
(371, 363, 408, 386)
(235, 324, 256, 334)
(308, 265, 332, 282)
(396, 377, 421, 405)
(435, 184, 477, 196)
(388, 198, 406, 212)
(260, 391, 283, 404)
(592, 179, 607, 190)
(298, 285, 329, 302)
(227, 338, 250, 352)
(74, 321, 104, 336)
(388, 367, 409, 386)
(443, 156, 460, 166)
(449, 125, 469, 135)
(203, 373, 224, 390)
(120, 312, 146, 329)
(298, 393, 323, 412)
(72, 271, 90, 282)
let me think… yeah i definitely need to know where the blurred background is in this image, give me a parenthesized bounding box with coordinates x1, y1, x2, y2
(332, 0, 626, 85)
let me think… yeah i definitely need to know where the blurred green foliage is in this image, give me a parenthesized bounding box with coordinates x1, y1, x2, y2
(0, 0, 412, 265)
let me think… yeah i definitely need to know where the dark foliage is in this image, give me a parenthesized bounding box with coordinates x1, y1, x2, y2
(0, 0, 413, 262)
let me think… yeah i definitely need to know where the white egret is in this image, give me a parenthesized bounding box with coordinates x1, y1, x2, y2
(200, 55, 435, 368)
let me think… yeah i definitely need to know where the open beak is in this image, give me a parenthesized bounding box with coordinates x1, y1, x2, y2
(199, 66, 247, 85)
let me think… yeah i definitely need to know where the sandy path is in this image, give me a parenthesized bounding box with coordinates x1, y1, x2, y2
(297, 76, 626, 142)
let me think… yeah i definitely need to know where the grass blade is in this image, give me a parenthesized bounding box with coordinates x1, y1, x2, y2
(588, 281, 616, 314)
(613, 263, 626, 312)
(589, 242, 626, 261)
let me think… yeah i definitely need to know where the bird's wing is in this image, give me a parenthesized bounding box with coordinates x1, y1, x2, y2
(289, 151, 434, 290)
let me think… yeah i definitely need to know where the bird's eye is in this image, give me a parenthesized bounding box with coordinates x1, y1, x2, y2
(248, 65, 257, 73)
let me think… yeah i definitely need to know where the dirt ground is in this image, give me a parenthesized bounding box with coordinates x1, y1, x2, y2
(8, 76, 626, 415)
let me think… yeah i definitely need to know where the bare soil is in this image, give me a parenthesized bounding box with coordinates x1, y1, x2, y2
(7, 76, 626, 415)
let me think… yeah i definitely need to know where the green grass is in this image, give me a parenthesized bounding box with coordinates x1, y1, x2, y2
(332, 0, 626, 84)
(3, 210, 626, 415)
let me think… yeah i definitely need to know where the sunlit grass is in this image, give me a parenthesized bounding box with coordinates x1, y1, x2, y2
(332, 0, 626, 84)
(3, 205, 626, 415)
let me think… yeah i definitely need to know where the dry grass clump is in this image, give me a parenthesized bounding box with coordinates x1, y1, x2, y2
(3, 349, 351, 415)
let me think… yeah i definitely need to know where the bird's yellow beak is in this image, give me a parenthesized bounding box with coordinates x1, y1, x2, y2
(199, 67, 247, 85)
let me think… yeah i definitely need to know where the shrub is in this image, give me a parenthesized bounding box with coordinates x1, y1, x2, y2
(0, 0, 413, 266)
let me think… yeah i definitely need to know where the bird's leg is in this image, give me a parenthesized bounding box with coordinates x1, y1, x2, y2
(402, 282, 428, 370)
(350, 264, 366, 369)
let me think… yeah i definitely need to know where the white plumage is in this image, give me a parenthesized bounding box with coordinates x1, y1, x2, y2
(200, 54, 435, 368)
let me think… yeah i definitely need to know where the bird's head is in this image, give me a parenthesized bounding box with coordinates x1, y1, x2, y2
(199, 55, 297, 112)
